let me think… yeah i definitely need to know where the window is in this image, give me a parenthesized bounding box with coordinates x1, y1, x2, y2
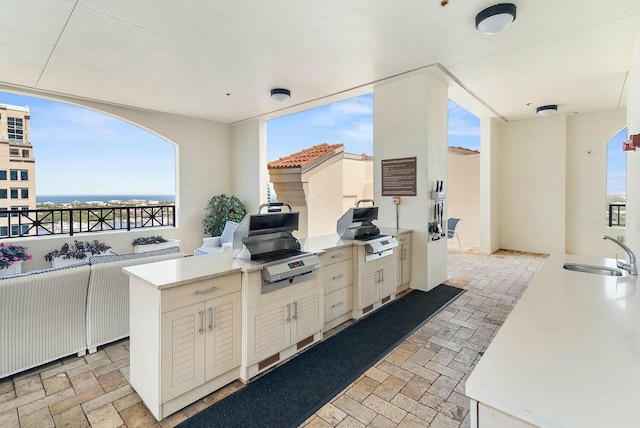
(10, 189, 18, 199)
(21, 189, 28, 199)
(0, 208, 7, 218)
(22, 150, 29, 158)
(0, 227, 7, 237)
(9, 170, 17, 180)
(0, 171, 6, 180)
(9, 206, 19, 217)
(606, 128, 627, 227)
(10, 225, 18, 236)
(7, 117, 23, 142)
(20, 170, 28, 180)
(21, 225, 29, 234)
(0, 189, 7, 199)
(9, 149, 19, 157)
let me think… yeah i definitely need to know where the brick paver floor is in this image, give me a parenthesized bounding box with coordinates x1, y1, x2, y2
(0, 248, 546, 427)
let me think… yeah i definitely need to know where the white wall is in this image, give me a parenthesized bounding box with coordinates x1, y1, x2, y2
(626, 32, 640, 254)
(374, 73, 448, 291)
(231, 119, 268, 213)
(566, 109, 627, 257)
(498, 115, 567, 254)
(448, 152, 480, 249)
(306, 157, 343, 237)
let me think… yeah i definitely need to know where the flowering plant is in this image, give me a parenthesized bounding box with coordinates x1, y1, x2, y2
(132, 236, 168, 246)
(0, 243, 33, 269)
(44, 240, 111, 261)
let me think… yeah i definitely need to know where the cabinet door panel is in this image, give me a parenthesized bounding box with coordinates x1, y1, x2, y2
(402, 245, 412, 285)
(205, 291, 241, 382)
(291, 287, 323, 343)
(246, 299, 290, 364)
(359, 269, 379, 308)
(380, 263, 396, 298)
(161, 303, 205, 401)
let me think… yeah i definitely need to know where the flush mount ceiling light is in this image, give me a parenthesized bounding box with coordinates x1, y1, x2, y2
(475, 3, 517, 35)
(270, 88, 291, 102)
(536, 105, 558, 116)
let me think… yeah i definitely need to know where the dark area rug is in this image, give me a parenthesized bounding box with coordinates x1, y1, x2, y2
(178, 284, 464, 428)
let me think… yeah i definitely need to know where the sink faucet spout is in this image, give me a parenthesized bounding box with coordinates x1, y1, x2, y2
(603, 235, 638, 275)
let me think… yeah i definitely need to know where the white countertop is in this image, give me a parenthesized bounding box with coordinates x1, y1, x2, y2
(466, 253, 640, 428)
(124, 228, 411, 290)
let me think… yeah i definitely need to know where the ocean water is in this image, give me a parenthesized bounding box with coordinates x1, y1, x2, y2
(36, 195, 175, 204)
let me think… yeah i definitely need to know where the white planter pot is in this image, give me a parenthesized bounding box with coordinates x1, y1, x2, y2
(51, 250, 111, 268)
(133, 239, 180, 253)
(1, 260, 23, 276)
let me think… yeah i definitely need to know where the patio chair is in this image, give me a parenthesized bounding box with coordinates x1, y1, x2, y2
(447, 218, 461, 250)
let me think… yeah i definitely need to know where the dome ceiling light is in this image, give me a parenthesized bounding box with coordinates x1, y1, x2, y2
(475, 3, 517, 35)
(536, 105, 558, 116)
(270, 88, 291, 102)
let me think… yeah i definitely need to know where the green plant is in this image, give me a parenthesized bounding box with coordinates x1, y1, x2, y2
(44, 240, 111, 261)
(132, 236, 168, 246)
(0, 243, 32, 269)
(203, 194, 247, 237)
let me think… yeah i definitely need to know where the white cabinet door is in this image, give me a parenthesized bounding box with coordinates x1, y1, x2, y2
(161, 303, 205, 401)
(402, 245, 412, 286)
(204, 291, 241, 382)
(246, 297, 290, 365)
(358, 268, 380, 309)
(379, 259, 396, 299)
(290, 286, 323, 344)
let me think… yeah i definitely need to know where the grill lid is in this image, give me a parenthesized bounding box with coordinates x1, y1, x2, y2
(337, 200, 381, 240)
(233, 210, 302, 261)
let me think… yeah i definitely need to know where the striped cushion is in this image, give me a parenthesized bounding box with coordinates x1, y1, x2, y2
(0, 259, 91, 280)
(89, 246, 181, 265)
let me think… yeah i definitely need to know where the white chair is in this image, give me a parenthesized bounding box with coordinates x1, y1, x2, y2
(447, 218, 462, 250)
(194, 221, 238, 255)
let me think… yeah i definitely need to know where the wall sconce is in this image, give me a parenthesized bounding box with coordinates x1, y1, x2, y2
(271, 88, 291, 102)
(475, 3, 517, 35)
(536, 105, 558, 116)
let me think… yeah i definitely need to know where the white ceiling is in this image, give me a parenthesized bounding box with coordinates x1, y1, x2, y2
(1, 0, 638, 124)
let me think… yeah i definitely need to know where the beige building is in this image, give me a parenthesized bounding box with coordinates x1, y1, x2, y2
(268, 143, 373, 238)
(0, 104, 36, 237)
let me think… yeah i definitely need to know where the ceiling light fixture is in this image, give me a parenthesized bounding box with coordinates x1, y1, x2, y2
(536, 105, 558, 116)
(270, 88, 291, 102)
(475, 3, 517, 35)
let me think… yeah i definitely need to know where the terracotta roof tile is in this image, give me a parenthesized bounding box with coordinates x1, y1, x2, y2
(268, 143, 344, 169)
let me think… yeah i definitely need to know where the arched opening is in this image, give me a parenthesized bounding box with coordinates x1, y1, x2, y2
(606, 127, 627, 227)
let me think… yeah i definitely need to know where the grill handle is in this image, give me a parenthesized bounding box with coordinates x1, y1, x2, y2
(258, 202, 292, 213)
(356, 199, 375, 207)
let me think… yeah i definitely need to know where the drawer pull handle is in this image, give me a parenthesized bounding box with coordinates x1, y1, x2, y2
(331, 301, 344, 308)
(195, 286, 218, 295)
(331, 254, 344, 259)
(209, 307, 214, 330)
(331, 274, 344, 280)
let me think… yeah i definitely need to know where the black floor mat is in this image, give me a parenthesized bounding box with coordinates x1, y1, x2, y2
(177, 284, 465, 428)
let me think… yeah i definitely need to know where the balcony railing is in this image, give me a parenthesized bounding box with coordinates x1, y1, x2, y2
(0, 205, 175, 239)
(608, 203, 625, 227)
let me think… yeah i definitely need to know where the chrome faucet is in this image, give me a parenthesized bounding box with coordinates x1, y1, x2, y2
(603, 235, 638, 275)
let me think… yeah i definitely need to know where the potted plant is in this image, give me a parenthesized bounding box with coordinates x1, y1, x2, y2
(45, 240, 112, 267)
(0, 243, 32, 275)
(203, 194, 247, 237)
(132, 235, 181, 253)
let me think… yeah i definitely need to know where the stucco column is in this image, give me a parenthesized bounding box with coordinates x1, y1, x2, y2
(373, 73, 448, 291)
(480, 117, 501, 254)
(231, 119, 268, 214)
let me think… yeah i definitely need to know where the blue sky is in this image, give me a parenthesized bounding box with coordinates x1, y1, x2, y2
(607, 128, 627, 195)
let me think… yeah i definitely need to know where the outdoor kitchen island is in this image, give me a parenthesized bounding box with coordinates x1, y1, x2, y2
(124, 228, 411, 421)
(466, 253, 640, 428)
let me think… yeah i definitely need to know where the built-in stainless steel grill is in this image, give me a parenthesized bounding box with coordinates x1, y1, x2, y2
(337, 199, 398, 262)
(234, 204, 321, 293)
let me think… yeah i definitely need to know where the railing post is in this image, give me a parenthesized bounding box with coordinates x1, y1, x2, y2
(127, 207, 131, 231)
(69, 209, 74, 236)
(609, 205, 613, 227)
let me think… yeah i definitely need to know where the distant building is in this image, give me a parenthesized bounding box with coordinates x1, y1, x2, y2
(0, 104, 36, 238)
(268, 143, 373, 237)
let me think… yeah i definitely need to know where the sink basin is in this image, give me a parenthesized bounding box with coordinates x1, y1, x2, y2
(563, 263, 624, 276)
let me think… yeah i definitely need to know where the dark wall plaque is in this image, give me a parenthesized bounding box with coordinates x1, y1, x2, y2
(381, 157, 417, 196)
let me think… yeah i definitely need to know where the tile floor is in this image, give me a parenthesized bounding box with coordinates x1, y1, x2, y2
(0, 248, 546, 428)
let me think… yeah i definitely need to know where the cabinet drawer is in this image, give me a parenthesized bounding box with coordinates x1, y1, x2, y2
(319, 247, 353, 266)
(396, 232, 412, 245)
(162, 273, 241, 313)
(324, 285, 353, 322)
(323, 260, 353, 294)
